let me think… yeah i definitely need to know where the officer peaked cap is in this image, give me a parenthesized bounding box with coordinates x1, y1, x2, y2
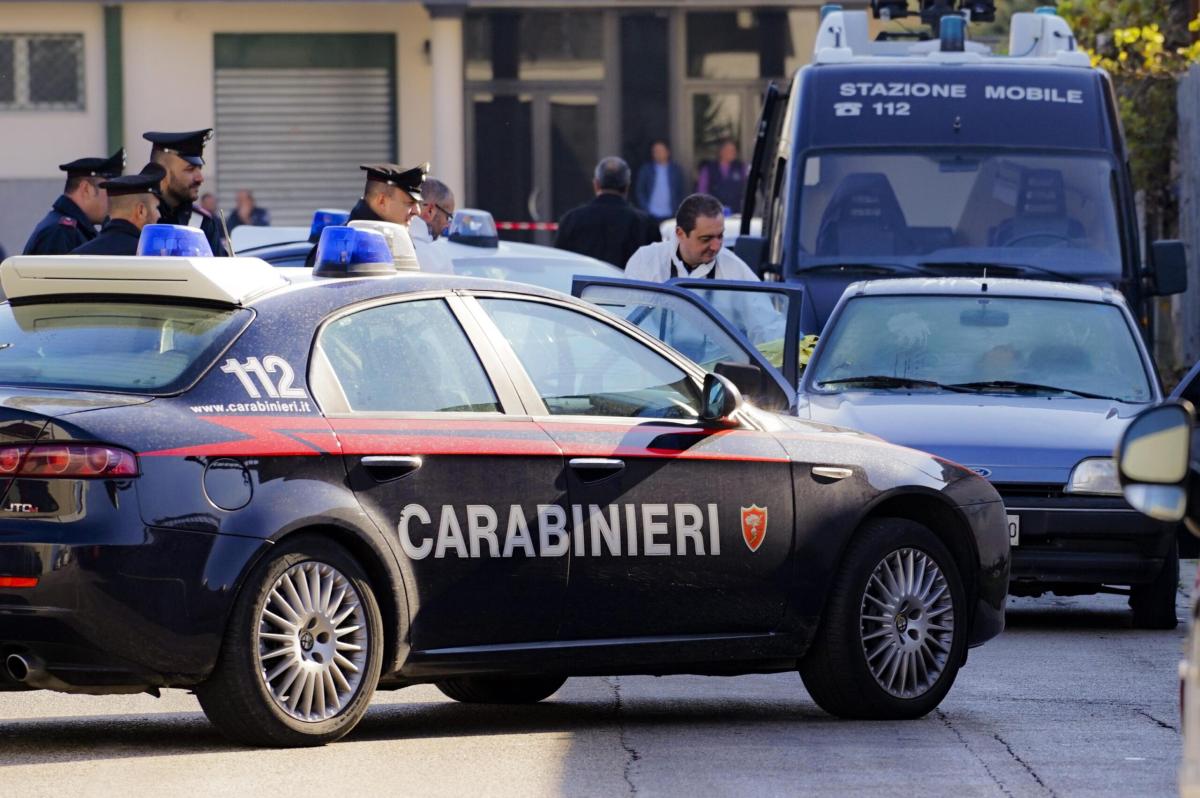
(101, 163, 166, 198)
(361, 163, 428, 202)
(59, 148, 126, 179)
(143, 129, 213, 166)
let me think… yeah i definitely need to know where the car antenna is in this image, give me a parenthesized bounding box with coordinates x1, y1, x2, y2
(218, 209, 236, 257)
(981, 265, 988, 293)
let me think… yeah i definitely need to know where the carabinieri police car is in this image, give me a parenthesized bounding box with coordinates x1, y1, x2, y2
(0, 224, 1008, 747)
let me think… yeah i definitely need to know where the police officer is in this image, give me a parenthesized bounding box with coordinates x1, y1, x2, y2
(143, 129, 227, 256)
(352, 163, 426, 225)
(307, 163, 426, 267)
(71, 164, 166, 256)
(22, 149, 125, 255)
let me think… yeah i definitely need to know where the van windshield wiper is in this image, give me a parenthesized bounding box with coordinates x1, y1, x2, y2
(817, 375, 949, 390)
(917, 260, 1074, 282)
(946, 380, 1127, 401)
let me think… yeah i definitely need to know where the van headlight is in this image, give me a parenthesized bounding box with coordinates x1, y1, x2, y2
(1065, 457, 1122, 496)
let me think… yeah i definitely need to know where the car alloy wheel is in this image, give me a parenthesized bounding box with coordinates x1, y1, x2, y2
(257, 561, 370, 722)
(859, 547, 955, 699)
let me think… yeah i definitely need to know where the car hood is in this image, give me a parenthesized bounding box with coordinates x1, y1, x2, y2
(799, 391, 1148, 484)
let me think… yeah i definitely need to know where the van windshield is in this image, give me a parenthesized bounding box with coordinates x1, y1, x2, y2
(0, 301, 252, 394)
(794, 151, 1122, 277)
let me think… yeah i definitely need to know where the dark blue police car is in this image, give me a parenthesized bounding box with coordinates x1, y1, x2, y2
(0, 225, 1008, 746)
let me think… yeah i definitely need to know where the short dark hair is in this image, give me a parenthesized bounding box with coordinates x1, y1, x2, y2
(364, 180, 396, 200)
(675, 193, 725, 234)
(594, 156, 630, 192)
(64, 174, 98, 194)
(651, 138, 670, 150)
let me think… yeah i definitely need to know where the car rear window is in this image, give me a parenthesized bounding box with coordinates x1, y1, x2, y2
(0, 301, 253, 394)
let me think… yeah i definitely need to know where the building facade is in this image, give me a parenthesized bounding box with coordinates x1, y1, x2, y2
(0, 0, 844, 252)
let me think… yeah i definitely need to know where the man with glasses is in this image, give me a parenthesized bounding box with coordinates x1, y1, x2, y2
(411, 177, 456, 274)
(23, 149, 124, 255)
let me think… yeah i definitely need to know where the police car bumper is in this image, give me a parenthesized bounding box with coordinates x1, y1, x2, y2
(0, 526, 266, 692)
(1002, 491, 1176, 587)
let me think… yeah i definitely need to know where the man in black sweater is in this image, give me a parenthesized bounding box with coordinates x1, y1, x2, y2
(554, 157, 659, 269)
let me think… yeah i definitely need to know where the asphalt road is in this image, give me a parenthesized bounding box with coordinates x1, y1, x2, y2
(0, 567, 1192, 798)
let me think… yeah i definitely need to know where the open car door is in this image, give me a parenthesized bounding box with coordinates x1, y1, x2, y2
(667, 278, 815, 393)
(572, 276, 795, 412)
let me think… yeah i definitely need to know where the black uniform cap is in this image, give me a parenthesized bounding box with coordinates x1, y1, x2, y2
(100, 163, 166, 198)
(143, 129, 213, 166)
(361, 162, 428, 202)
(58, 148, 126, 179)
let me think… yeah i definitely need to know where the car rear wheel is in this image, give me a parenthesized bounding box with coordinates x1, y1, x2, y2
(799, 517, 967, 719)
(1130, 538, 1179, 630)
(436, 675, 567, 704)
(196, 536, 384, 747)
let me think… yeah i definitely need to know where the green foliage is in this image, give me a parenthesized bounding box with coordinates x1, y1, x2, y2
(1055, 0, 1200, 219)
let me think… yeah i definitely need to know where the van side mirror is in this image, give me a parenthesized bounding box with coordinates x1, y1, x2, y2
(1150, 240, 1187, 296)
(732, 235, 767, 276)
(701, 372, 744, 423)
(1115, 402, 1193, 521)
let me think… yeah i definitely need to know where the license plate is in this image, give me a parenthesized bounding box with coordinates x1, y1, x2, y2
(1007, 514, 1020, 547)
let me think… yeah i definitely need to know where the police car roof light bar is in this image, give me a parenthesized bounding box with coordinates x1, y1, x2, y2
(0, 255, 289, 306)
(137, 224, 213, 258)
(448, 209, 500, 249)
(311, 225, 396, 278)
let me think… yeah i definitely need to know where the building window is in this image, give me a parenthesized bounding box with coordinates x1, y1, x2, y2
(0, 34, 85, 110)
(466, 11, 604, 81)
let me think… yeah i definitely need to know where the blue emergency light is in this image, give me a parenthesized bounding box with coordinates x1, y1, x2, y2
(136, 224, 213, 257)
(939, 13, 966, 51)
(1035, 5, 1058, 13)
(311, 226, 395, 278)
(448, 209, 500, 249)
(309, 209, 350, 242)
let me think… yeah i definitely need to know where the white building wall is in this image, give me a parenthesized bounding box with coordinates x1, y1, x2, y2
(0, 3, 107, 253)
(121, 2, 433, 187)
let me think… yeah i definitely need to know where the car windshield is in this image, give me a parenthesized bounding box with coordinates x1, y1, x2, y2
(808, 295, 1153, 403)
(0, 301, 252, 394)
(794, 151, 1122, 277)
(452, 257, 622, 294)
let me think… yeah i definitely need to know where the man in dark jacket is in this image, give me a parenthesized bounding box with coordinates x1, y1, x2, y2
(71, 164, 166, 256)
(305, 163, 426, 267)
(145, 129, 227, 256)
(555, 157, 659, 268)
(634, 140, 686, 224)
(22, 149, 125, 255)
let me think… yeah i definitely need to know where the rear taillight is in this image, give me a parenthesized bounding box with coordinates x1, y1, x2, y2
(0, 445, 138, 478)
(0, 576, 37, 588)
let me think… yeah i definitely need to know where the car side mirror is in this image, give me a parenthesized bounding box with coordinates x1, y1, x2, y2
(1115, 402, 1193, 521)
(714, 360, 791, 412)
(1149, 240, 1187, 296)
(701, 372, 743, 423)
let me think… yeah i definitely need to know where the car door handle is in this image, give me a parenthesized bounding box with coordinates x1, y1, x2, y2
(361, 455, 423, 482)
(568, 457, 625, 482)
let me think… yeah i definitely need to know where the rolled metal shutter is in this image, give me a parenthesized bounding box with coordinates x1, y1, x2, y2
(213, 35, 396, 227)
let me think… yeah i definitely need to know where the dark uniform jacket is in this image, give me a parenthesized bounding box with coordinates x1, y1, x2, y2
(554, 193, 660, 269)
(305, 199, 382, 267)
(70, 219, 142, 256)
(158, 199, 227, 257)
(22, 195, 97, 255)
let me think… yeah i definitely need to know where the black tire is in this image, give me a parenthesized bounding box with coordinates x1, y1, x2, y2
(1130, 538, 1179, 630)
(436, 675, 567, 704)
(799, 517, 968, 719)
(196, 536, 384, 747)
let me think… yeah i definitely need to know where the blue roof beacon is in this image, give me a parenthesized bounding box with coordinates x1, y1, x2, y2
(136, 224, 214, 257)
(311, 225, 396, 278)
(309, 209, 350, 243)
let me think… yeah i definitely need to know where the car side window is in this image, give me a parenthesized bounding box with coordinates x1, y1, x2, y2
(478, 298, 702, 419)
(320, 299, 500, 413)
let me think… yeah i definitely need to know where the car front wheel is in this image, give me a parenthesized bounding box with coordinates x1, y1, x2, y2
(800, 517, 967, 719)
(196, 536, 384, 746)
